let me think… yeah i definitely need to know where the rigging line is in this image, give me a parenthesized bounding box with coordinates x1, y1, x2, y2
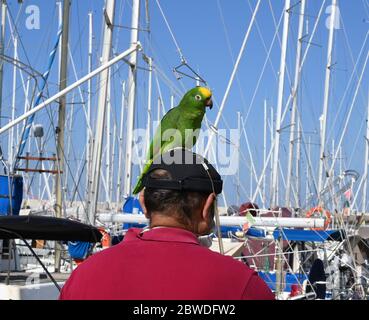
(251, 70, 304, 205)
(252, 84, 315, 202)
(48, 106, 89, 219)
(113, 0, 126, 58)
(5, 5, 47, 93)
(326, 28, 369, 141)
(240, 116, 265, 205)
(12, 13, 63, 170)
(267, 0, 293, 86)
(242, 5, 284, 124)
(108, 70, 121, 148)
(332, 224, 363, 287)
(347, 119, 365, 169)
(4, 12, 42, 108)
(208, 143, 228, 209)
(215, 0, 264, 150)
(279, 147, 288, 188)
(362, 0, 369, 17)
(34, 4, 60, 71)
(64, 92, 77, 197)
(215, 0, 250, 119)
(274, 231, 317, 294)
(68, 15, 88, 76)
(249, 0, 278, 80)
(5, 12, 54, 198)
(252, 127, 277, 204)
(155, 0, 186, 62)
(75, 0, 84, 73)
(3, 1, 22, 55)
(140, 25, 186, 93)
(68, 45, 93, 138)
(151, 61, 183, 96)
(153, 66, 166, 113)
(202, 100, 243, 157)
(142, 33, 186, 94)
(247, 0, 327, 174)
(234, 162, 252, 200)
(272, 0, 326, 138)
(1, 1, 22, 114)
(30, 79, 76, 211)
(351, 174, 366, 215)
(239, 248, 324, 260)
(71, 155, 87, 204)
(326, 49, 369, 188)
(204, 0, 262, 157)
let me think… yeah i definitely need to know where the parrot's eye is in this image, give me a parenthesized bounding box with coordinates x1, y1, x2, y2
(195, 94, 202, 101)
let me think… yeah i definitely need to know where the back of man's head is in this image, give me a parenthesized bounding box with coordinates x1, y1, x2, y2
(144, 169, 209, 227)
(141, 148, 223, 230)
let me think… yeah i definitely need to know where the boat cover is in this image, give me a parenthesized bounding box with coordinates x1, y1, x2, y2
(0, 215, 102, 242)
(258, 271, 308, 292)
(272, 228, 345, 242)
(220, 226, 266, 238)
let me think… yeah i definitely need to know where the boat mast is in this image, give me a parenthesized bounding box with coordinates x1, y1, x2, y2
(306, 136, 311, 205)
(263, 100, 267, 203)
(295, 119, 301, 208)
(110, 93, 116, 205)
(116, 81, 126, 207)
(88, 0, 116, 224)
(269, 106, 274, 203)
(9, 37, 17, 167)
(123, 0, 140, 197)
(237, 112, 240, 205)
(362, 86, 369, 213)
(86, 11, 93, 202)
(271, 0, 291, 207)
(106, 76, 111, 205)
(0, 1, 6, 131)
(55, 0, 71, 272)
(144, 56, 152, 162)
(285, 0, 305, 208)
(318, 0, 337, 195)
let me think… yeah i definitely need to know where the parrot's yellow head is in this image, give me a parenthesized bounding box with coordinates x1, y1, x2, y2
(180, 86, 213, 110)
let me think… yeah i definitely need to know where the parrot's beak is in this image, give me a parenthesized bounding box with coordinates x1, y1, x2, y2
(205, 97, 213, 110)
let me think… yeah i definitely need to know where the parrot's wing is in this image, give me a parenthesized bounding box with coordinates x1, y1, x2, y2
(148, 107, 181, 160)
(133, 108, 181, 195)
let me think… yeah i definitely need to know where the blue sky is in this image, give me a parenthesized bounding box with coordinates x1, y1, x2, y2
(0, 0, 368, 210)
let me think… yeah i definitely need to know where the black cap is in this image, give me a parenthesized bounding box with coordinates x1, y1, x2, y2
(142, 148, 223, 194)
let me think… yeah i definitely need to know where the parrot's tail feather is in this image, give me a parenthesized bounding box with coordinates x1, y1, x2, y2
(132, 159, 154, 195)
(132, 176, 143, 195)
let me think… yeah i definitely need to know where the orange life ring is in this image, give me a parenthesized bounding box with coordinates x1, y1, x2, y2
(98, 227, 111, 248)
(306, 207, 331, 230)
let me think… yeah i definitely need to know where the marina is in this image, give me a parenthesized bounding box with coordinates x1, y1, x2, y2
(0, 0, 369, 300)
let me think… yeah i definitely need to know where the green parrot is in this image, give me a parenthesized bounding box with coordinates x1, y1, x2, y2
(132, 86, 213, 194)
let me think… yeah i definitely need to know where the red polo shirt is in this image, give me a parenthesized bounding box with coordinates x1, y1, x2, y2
(59, 227, 274, 300)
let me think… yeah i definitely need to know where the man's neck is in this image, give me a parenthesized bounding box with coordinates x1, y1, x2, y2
(149, 213, 195, 234)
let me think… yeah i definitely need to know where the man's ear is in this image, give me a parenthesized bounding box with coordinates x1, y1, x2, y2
(202, 193, 215, 221)
(139, 190, 149, 218)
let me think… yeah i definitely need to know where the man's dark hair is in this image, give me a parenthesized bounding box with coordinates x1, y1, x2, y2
(144, 169, 210, 226)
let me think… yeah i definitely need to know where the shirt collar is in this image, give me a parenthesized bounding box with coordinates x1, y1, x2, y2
(124, 227, 200, 245)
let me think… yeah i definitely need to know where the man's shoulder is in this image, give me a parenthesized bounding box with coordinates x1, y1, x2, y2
(195, 244, 255, 275)
(71, 243, 123, 271)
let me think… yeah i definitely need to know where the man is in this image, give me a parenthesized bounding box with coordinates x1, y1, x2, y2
(59, 148, 274, 300)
